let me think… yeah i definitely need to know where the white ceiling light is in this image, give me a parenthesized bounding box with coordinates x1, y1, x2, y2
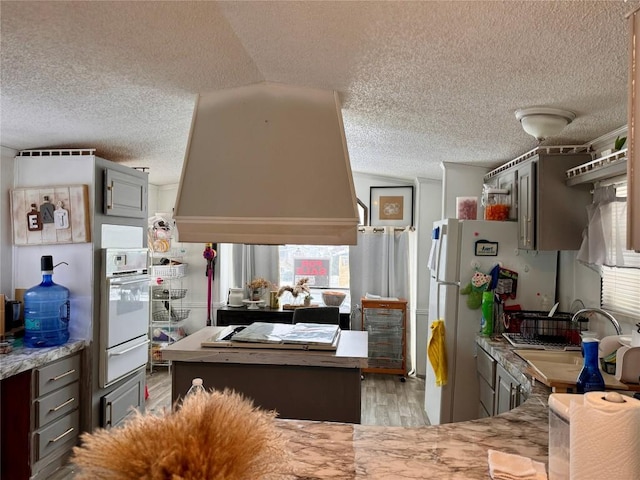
(515, 107, 576, 142)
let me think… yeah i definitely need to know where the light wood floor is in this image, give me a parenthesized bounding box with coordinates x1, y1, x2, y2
(52, 368, 430, 479)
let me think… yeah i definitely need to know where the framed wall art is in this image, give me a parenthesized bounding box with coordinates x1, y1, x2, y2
(11, 184, 91, 245)
(370, 186, 414, 227)
(357, 198, 369, 226)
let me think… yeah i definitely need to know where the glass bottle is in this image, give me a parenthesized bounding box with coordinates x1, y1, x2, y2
(186, 378, 206, 397)
(576, 338, 605, 393)
(23, 255, 70, 348)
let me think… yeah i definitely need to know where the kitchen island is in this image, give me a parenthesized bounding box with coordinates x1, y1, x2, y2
(162, 326, 368, 423)
(158, 332, 552, 478)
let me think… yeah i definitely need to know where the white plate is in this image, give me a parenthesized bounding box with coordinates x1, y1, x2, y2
(619, 335, 632, 346)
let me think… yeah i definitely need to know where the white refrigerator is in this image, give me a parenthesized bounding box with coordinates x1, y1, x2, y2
(425, 219, 558, 424)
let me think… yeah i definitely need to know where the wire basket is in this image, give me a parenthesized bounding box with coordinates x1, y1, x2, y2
(506, 310, 588, 346)
(151, 263, 187, 278)
(152, 308, 191, 322)
(152, 287, 187, 300)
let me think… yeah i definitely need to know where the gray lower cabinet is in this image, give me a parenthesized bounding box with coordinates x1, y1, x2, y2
(476, 346, 522, 417)
(31, 352, 82, 479)
(476, 346, 496, 418)
(494, 362, 522, 415)
(0, 352, 84, 480)
(101, 368, 146, 428)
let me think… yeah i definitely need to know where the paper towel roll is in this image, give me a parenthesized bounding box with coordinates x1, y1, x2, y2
(569, 392, 640, 480)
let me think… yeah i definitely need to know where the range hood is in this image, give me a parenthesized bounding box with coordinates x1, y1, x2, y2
(174, 82, 359, 245)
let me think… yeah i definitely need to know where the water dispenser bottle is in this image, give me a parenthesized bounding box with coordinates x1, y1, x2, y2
(23, 255, 70, 348)
(186, 378, 207, 397)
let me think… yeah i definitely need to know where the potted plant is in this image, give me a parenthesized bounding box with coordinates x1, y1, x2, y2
(277, 277, 311, 306)
(601, 135, 627, 157)
(246, 277, 273, 301)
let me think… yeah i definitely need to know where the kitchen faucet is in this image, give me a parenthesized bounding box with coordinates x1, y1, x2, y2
(571, 308, 622, 336)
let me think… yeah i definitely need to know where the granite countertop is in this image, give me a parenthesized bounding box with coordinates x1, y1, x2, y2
(0, 339, 87, 380)
(273, 336, 551, 479)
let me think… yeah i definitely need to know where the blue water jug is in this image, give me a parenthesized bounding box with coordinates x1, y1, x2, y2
(23, 255, 70, 348)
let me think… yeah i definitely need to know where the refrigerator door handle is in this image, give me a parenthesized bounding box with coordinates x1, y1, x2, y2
(435, 225, 447, 282)
(435, 281, 458, 319)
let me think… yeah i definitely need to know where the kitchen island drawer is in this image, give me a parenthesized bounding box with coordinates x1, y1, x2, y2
(35, 354, 80, 397)
(34, 381, 79, 428)
(33, 410, 79, 462)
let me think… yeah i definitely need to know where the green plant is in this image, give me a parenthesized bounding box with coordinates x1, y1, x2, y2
(614, 135, 627, 151)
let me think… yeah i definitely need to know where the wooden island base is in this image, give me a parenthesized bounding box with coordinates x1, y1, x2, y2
(172, 362, 362, 423)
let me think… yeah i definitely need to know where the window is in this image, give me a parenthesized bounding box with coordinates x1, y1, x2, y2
(600, 184, 640, 320)
(278, 244, 350, 305)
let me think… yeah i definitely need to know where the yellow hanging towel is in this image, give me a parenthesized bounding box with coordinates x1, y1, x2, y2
(428, 320, 448, 386)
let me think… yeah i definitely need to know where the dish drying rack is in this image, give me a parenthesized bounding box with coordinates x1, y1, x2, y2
(502, 310, 589, 351)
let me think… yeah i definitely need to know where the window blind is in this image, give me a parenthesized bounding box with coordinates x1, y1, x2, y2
(601, 184, 640, 319)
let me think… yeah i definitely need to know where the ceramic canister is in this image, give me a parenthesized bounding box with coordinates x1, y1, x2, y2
(228, 288, 244, 307)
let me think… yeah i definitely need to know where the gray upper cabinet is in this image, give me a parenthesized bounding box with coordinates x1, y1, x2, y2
(486, 150, 593, 251)
(531, 152, 592, 251)
(104, 168, 148, 218)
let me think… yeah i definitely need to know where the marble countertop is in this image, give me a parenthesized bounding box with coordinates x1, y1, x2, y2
(273, 336, 551, 479)
(0, 338, 87, 380)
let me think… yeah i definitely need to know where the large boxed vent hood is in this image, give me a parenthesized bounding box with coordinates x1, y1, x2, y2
(174, 82, 359, 245)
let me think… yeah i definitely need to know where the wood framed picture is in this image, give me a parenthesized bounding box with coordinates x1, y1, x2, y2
(370, 186, 414, 227)
(11, 184, 91, 245)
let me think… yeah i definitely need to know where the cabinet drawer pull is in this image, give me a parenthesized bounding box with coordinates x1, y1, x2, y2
(49, 427, 74, 444)
(50, 397, 75, 412)
(106, 182, 113, 209)
(51, 369, 76, 382)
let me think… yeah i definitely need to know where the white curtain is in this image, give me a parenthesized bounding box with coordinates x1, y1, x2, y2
(349, 226, 416, 371)
(577, 185, 628, 267)
(229, 244, 280, 290)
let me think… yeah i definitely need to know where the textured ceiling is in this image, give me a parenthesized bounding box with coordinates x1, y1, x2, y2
(1, 1, 638, 186)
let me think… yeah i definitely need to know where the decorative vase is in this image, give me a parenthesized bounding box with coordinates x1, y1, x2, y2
(303, 296, 311, 307)
(269, 291, 279, 309)
(251, 288, 262, 301)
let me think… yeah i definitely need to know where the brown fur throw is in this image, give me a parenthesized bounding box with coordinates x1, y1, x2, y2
(72, 388, 288, 479)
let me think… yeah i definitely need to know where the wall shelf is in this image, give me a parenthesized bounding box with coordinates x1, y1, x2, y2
(566, 149, 628, 186)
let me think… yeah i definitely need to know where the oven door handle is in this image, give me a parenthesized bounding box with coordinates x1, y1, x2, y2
(109, 339, 150, 356)
(108, 276, 150, 286)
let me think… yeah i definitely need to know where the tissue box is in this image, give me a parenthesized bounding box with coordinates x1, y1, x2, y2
(549, 393, 582, 480)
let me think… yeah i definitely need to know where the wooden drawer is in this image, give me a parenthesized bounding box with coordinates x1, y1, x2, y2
(32, 410, 79, 462)
(476, 347, 495, 388)
(34, 382, 79, 428)
(35, 354, 80, 397)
